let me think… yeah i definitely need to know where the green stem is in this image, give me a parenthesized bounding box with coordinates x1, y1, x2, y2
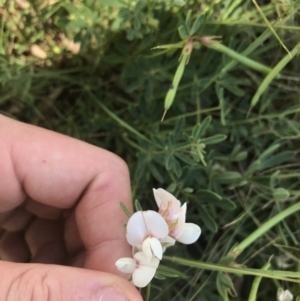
(251, 0, 290, 55)
(250, 43, 300, 109)
(229, 202, 300, 258)
(163, 256, 300, 283)
(248, 261, 271, 301)
(208, 42, 275, 76)
(88, 92, 150, 142)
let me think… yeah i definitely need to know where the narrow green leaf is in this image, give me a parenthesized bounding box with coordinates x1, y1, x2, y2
(192, 116, 212, 139)
(197, 189, 222, 201)
(135, 199, 143, 211)
(166, 183, 177, 193)
(216, 85, 226, 125)
(175, 152, 196, 165)
(173, 158, 182, 177)
(134, 161, 146, 180)
(283, 104, 300, 115)
(212, 171, 242, 184)
(198, 209, 218, 232)
(185, 10, 192, 33)
(165, 153, 175, 171)
(190, 14, 205, 35)
(135, 0, 146, 11)
(183, 187, 193, 193)
(201, 134, 227, 145)
(245, 160, 260, 176)
(258, 151, 294, 170)
(218, 272, 234, 289)
(157, 264, 185, 277)
(150, 135, 165, 148)
(251, 0, 290, 55)
(233, 151, 248, 162)
(148, 162, 164, 183)
(216, 272, 228, 300)
(153, 272, 166, 280)
(218, 198, 236, 210)
(178, 25, 188, 40)
(198, 190, 236, 210)
(173, 116, 185, 138)
(120, 202, 132, 218)
(163, 53, 188, 117)
(258, 143, 281, 161)
(157, 264, 187, 279)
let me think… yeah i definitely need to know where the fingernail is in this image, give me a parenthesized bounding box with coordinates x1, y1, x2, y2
(98, 287, 128, 301)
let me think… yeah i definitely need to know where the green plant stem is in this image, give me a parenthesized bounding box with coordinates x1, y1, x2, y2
(250, 43, 300, 109)
(88, 92, 150, 142)
(248, 261, 271, 301)
(251, 0, 290, 55)
(229, 201, 300, 259)
(144, 284, 151, 301)
(196, 29, 272, 95)
(163, 256, 300, 283)
(207, 42, 275, 75)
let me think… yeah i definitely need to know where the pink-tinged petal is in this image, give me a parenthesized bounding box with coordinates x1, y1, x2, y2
(160, 235, 176, 252)
(153, 188, 163, 208)
(153, 188, 181, 216)
(132, 252, 160, 288)
(143, 210, 169, 239)
(115, 257, 137, 274)
(126, 211, 148, 246)
(176, 223, 201, 244)
(170, 202, 187, 238)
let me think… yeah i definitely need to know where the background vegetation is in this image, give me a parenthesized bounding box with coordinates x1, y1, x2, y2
(1, 0, 300, 300)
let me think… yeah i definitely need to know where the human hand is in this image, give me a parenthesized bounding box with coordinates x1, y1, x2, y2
(0, 115, 143, 301)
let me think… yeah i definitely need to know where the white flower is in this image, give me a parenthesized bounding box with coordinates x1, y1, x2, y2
(126, 210, 169, 260)
(277, 288, 293, 301)
(159, 235, 176, 252)
(115, 252, 160, 288)
(153, 188, 201, 244)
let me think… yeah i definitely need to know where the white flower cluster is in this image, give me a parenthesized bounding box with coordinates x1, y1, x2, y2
(115, 188, 201, 288)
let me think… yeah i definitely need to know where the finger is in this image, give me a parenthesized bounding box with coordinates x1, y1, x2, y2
(25, 218, 67, 264)
(0, 231, 30, 262)
(0, 115, 132, 274)
(24, 198, 62, 219)
(64, 209, 84, 255)
(0, 261, 143, 301)
(2, 207, 32, 231)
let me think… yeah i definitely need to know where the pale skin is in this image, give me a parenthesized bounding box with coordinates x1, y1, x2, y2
(0, 115, 142, 301)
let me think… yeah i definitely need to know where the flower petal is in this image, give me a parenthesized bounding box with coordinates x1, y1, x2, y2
(115, 257, 137, 274)
(126, 211, 148, 246)
(160, 235, 176, 252)
(132, 252, 160, 288)
(141, 237, 153, 260)
(151, 237, 163, 259)
(176, 223, 201, 244)
(153, 188, 181, 216)
(170, 202, 187, 238)
(277, 288, 293, 301)
(143, 210, 169, 239)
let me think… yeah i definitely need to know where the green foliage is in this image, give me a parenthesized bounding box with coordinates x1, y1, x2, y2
(1, 0, 300, 300)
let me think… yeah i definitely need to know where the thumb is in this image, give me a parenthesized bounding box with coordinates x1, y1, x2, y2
(0, 261, 143, 301)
